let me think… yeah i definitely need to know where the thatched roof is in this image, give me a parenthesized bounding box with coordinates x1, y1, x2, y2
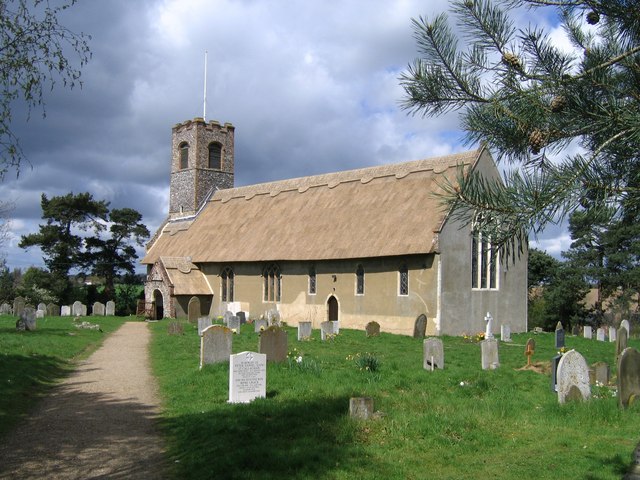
(158, 257, 212, 295)
(142, 148, 485, 265)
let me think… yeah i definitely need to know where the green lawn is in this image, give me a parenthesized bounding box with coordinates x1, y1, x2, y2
(150, 321, 640, 480)
(0, 314, 128, 437)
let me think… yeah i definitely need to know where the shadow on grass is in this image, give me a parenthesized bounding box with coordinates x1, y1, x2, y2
(162, 396, 371, 480)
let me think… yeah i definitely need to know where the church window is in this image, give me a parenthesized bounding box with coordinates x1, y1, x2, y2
(308, 266, 316, 295)
(179, 142, 189, 169)
(263, 264, 281, 302)
(355, 264, 365, 295)
(399, 264, 409, 296)
(221, 267, 234, 302)
(471, 228, 499, 290)
(208, 142, 222, 169)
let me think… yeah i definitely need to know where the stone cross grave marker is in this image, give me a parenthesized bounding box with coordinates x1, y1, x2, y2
(617, 326, 629, 362)
(259, 326, 288, 362)
(556, 350, 591, 404)
(484, 312, 494, 339)
(298, 321, 312, 341)
(16, 307, 36, 331)
(92, 302, 105, 316)
(187, 296, 200, 323)
(413, 314, 427, 339)
(596, 327, 606, 342)
(13, 297, 25, 317)
(254, 318, 268, 333)
(621, 319, 631, 336)
(618, 347, 640, 409)
(555, 321, 565, 349)
(365, 321, 381, 338)
(200, 325, 232, 369)
(583, 325, 592, 339)
(609, 326, 617, 343)
(228, 315, 241, 333)
(61, 305, 71, 317)
(481, 337, 499, 370)
(198, 317, 212, 336)
(105, 300, 115, 316)
(229, 351, 266, 403)
(223, 310, 234, 325)
(72, 301, 84, 317)
(525, 338, 535, 366)
(423, 338, 444, 371)
(500, 324, 511, 342)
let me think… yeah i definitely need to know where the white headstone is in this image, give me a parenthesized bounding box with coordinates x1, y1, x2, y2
(584, 325, 592, 339)
(36, 309, 45, 319)
(37, 302, 47, 313)
(72, 301, 84, 317)
(484, 312, 494, 339)
(596, 327, 606, 342)
(229, 351, 266, 404)
(621, 319, 631, 336)
(423, 338, 444, 370)
(105, 300, 115, 316)
(481, 338, 499, 370)
(609, 326, 617, 343)
(223, 311, 234, 325)
(500, 324, 511, 342)
(556, 349, 591, 404)
(298, 321, 312, 340)
(198, 317, 212, 336)
(61, 305, 71, 317)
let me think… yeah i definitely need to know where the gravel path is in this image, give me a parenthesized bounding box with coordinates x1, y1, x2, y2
(0, 321, 169, 479)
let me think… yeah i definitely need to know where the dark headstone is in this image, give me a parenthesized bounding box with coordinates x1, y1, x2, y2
(555, 324, 565, 349)
(187, 296, 200, 323)
(200, 325, 232, 368)
(413, 314, 427, 339)
(46, 303, 60, 317)
(259, 326, 288, 362)
(618, 347, 640, 409)
(365, 321, 380, 337)
(617, 326, 629, 362)
(551, 354, 562, 392)
(237, 311, 247, 324)
(167, 321, 184, 335)
(349, 397, 374, 420)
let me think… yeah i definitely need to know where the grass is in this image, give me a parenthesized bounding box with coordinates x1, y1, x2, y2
(0, 314, 128, 437)
(150, 321, 640, 480)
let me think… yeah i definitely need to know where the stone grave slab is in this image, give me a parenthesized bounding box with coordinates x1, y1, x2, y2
(298, 321, 312, 340)
(609, 326, 617, 343)
(349, 397, 374, 420)
(223, 311, 234, 325)
(228, 315, 241, 333)
(187, 296, 200, 323)
(237, 311, 247, 324)
(266, 309, 281, 326)
(320, 321, 337, 341)
(259, 326, 288, 362)
(365, 321, 380, 338)
(200, 325, 232, 368)
(47, 303, 60, 316)
(61, 305, 71, 317)
(596, 327, 606, 342)
(72, 301, 84, 317)
(481, 338, 499, 370)
(551, 354, 562, 392)
(618, 347, 640, 408)
(557, 350, 591, 404)
(423, 337, 444, 370)
(592, 362, 610, 385)
(106, 300, 115, 316)
(37, 302, 47, 313)
(254, 318, 268, 333)
(13, 297, 25, 317)
(229, 351, 266, 403)
(16, 307, 36, 331)
(584, 326, 592, 339)
(413, 314, 427, 338)
(617, 326, 629, 361)
(500, 324, 511, 342)
(621, 319, 631, 336)
(0, 302, 11, 314)
(198, 317, 212, 336)
(555, 322, 565, 349)
(92, 302, 105, 316)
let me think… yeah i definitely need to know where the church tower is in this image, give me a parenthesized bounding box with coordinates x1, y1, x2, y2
(169, 117, 234, 219)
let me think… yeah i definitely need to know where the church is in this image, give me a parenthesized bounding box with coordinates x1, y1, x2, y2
(141, 117, 527, 336)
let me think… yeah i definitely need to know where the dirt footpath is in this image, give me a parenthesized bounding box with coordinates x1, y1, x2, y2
(0, 321, 169, 479)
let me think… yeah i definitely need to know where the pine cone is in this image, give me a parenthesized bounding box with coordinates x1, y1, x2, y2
(464, 0, 474, 8)
(502, 52, 522, 71)
(529, 129, 547, 154)
(550, 95, 567, 113)
(586, 11, 600, 25)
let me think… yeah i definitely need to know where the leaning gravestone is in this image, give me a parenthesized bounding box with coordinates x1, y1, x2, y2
(413, 314, 427, 339)
(198, 317, 212, 336)
(229, 351, 266, 403)
(596, 327, 606, 342)
(365, 321, 381, 338)
(621, 319, 631, 336)
(13, 296, 25, 318)
(72, 301, 84, 317)
(200, 325, 233, 368)
(228, 315, 241, 333)
(254, 318, 268, 333)
(555, 322, 565, 349)
(61, 305, 71, 317)
(0, 302, 11, 315)
(298, 321, 312, 340)
(105, 300, 115, 316)
(609, 326, 617, 343)
(259, 326, 288, 362)
(16, 307, 36, 331)
(223, 310, 234, 325)
(423, 337, 444, 370)
(500, 324, 511, 342)
(556, 350, 591, 404)
(616, 326, 629, 361)
(46, 303, 60, 317)
(481, 338, 499, 370)
(92, 302, 105, 316)
(618, 347, 640, 408)
(584, 326, 592, 339)
(187, 296, 200, 323)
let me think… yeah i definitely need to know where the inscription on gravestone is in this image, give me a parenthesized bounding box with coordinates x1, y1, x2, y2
(229, 351, 266, 403)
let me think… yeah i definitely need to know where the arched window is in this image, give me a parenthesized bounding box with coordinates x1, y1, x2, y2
(399, 264, 409, 296)
(308, 266, 317, 295)
(355, 264, 365, 295)
(471, 222, 499, 290)
(221, 267, 234, 302)
(208, 142, 222, 169)
(263, 264, 281, 302)
(179, 142, 189, 169)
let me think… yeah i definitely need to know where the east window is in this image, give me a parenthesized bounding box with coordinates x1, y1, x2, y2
(263, 264, 281, 302)
(471, 230, 499, 289)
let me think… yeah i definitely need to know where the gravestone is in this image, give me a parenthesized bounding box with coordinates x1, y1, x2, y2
(583, 326, 592, 339)
(46, 303, 60, 317)
(481, 338, 499, 370)
(254, 318, 268, 333)
(259, 326, 288, 362)
(609, 326, 617, 343)
(556, 350, 591, 404)
(92, 302, 105, 316)
(413, 314, 427, 339)
(596, 327, 606, 342)
(349, 397, 374, 420)
(616, 326, 629, 361)
(365, 321, 380, 338)
(13, 297, 25, 317)
(298, 321, 312, 340)
(320, 321, 337, 341)
(621, 319, 631, 336)
(572, 324, 580, 336)
(618, 347, 640, 408)
(105, 300, 115, 316)
(228, 315, 241, 333)
(16, 307, 36, 331)
(331, 320, 340, 334)
(200, 325, 233, 368)
(37, 302, 47, 313)
(0, 302, 11, 314)
(500, 324, 511, 342)
(167, 321, 184, 335)
(551, 354, 562, 392)
(223, 311, 234, 325)
(36, 310, 45, 319)
(229, 351, 266, 403)
(555, 322, 565, 349)
(525, 338, 535, 365)
(187, 296, 200, 323)
(61, 305, 71, 317)
(592, 362, 610, 385)
(266, 309, 281, 326)
(198, 317, 212, 336)
(72, 301, 84, 317)
(237, 311, 247, 324)
(423, 338, 444, 370)
(484, 312, 494, 339)
(81, 304, 87, 316)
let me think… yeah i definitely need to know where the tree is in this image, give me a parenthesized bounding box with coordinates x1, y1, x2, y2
(400, 0, 640, 256)
(528, 247, 560, 287)
(84, 208, 150, 299)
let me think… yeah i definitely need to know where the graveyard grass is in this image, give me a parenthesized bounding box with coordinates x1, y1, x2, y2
(150, 322, 640, 480)
(0, 314, 128, 437)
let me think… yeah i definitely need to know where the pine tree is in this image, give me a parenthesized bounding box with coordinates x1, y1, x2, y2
(400, 0, 640, 256)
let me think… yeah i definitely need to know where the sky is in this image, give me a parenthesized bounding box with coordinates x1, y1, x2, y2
(0, 0, 572, 274)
